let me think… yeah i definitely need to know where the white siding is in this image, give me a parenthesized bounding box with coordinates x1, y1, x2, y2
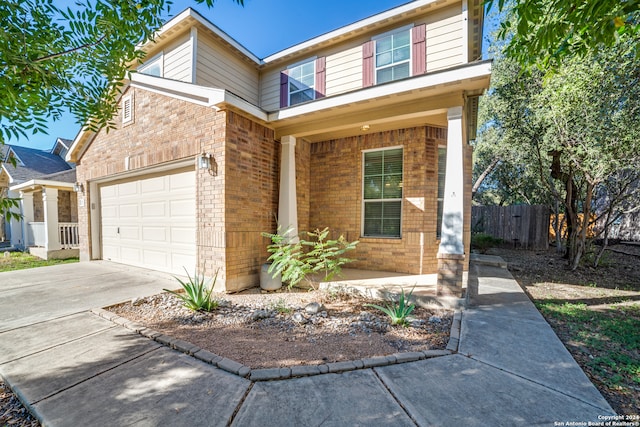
(163, 34, 193, 82)
(260, 68, 281, 112)
(423, 7, 463, 72)
(325, 45, 362, 97)
(259, 4, 465, 111)
(196, 35, 259, 104)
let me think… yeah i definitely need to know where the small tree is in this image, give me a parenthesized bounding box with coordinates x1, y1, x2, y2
(263, 227, 359, 289)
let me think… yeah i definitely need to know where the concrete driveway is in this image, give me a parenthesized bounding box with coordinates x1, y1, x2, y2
(0, 261, 180, 332)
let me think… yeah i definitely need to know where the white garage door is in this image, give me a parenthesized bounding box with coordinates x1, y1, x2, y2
(100, 169, 196, 275)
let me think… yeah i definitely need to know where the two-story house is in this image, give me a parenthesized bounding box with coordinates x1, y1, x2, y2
(67, 0, 491, 296)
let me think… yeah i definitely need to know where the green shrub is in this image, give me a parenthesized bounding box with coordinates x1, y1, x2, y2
(366, 287, 416, 326)
(163, 269, 219, 312)
(471, 232, 502, 253)
(262, 227, 359, 289)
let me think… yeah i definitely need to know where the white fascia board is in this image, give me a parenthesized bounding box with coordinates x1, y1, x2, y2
(1, 164, 15, 183)
(143, 8, 262, 65)
(219, 92, 269, 122)
(263, 0, 441, 63)
(10, 179, 74, 192)
(269, 60, 492, 121)
(130, 73, 226, 108)
(66, 127, 92, 163)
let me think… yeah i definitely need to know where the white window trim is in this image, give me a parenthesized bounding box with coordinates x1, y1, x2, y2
(122, 94, 134, 125)
(372, 24, 413, 85)
(138, 52, 164, 77)
(287, 57, 317, 106)
(361, 145, 404, 239)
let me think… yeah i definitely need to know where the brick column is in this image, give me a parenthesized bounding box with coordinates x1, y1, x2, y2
(278, 135, 299, 242)
(437, 106, 465, 297)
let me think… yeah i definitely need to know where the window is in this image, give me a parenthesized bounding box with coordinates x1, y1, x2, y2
(374, 28, 411, 84)
(122, 94, 133, 124)
(288, 60, 315, 106)
(437, 146, 446, 238)
(363, 147, 403, 238)
(138, 54, 163, 77)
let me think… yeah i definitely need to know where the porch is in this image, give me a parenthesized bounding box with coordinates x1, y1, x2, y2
(10, 179, 80, 260)
(26, 222, 80, 260)
(315, 268, 467, 309)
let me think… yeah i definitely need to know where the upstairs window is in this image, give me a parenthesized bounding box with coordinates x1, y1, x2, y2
(288, 60, 315, 106)
(138, 53, 163, 77)
(362, 147, 403, 238)
(280, 58, 326, 108)
(374, 28, 411, 84)
(363, 24, 425, 88)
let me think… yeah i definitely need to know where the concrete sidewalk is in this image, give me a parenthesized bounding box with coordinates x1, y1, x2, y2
(0, 259, 615, 426)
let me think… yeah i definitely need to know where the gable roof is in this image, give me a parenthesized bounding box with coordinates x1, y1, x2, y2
(142, 0, 481, 67)
(2, 145, 73, 185)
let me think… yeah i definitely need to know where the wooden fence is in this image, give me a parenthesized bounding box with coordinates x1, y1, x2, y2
(472, 205, 550, 250)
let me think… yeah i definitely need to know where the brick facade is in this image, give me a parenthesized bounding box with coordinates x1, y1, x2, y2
(75, 85, 470, 290)
(305, 126, 453, 275)
(75, 87, 279, 291)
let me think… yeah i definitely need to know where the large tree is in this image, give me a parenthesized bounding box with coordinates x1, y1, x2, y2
(0, 0, 242, 145)
(487, 0, 640, 68)
(475, 33, 640, 268)
(0, 0, 242, 221)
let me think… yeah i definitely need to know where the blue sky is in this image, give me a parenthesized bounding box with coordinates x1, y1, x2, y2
(10, 0, 494, 150)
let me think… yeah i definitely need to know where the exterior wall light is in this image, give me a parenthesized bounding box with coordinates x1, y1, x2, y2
(73, 182, 84, 193)
(198, 152, 217, 176)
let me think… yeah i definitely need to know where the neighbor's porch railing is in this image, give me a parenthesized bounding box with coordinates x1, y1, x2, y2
(26, 222, 79, 249)
(27, 222, 46, 247)
(59, 223, 79, 249)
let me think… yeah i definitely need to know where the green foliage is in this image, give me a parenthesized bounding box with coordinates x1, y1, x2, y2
(0, 193, 22, 223)
(475, 30, 640, 268)
(536, 302, 640, 387)
(163, 269, 220, 312)
(486, 0, 640, 69)
(0, 252, 78, 272)
(270, 298, 293, 314)
(0, 0, 243, 144)
(263, 227, 359, 290)
(470, 233, 502, 254)
(365, 287, 416, 326)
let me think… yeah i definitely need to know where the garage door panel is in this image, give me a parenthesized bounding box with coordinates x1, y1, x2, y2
(170, 227, 195, 244)
(142, 249, 169, 267)
(170, 199, 196, 217)
(119, 204, 140, 218)
(118, 181, 138, 196)
(99, 169, 196, 275)
(142, 202, 166, 218)
(170, 171, 195, 189)
(121, 247, 142, 263)
(141, 176, 167, 193)
(142, 226, 167, 242)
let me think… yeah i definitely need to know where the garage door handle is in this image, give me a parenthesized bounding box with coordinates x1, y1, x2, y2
(117, 227, 120, 234)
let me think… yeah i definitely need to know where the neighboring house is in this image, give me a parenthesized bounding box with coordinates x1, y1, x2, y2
(0, 138, 79, 259)
(67, 0, 491, 296)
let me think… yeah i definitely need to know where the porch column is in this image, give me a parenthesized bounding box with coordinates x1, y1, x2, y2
(42, 187, 61, 251)
(19, 191, 34, 249)
(437, 106, 465, 297)
(278, 135, 298, 242)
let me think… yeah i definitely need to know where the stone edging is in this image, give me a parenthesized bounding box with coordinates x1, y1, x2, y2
(91, 307, 461, 382)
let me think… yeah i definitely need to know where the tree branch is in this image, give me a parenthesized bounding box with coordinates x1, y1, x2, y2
(33, 33, 108, 63)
